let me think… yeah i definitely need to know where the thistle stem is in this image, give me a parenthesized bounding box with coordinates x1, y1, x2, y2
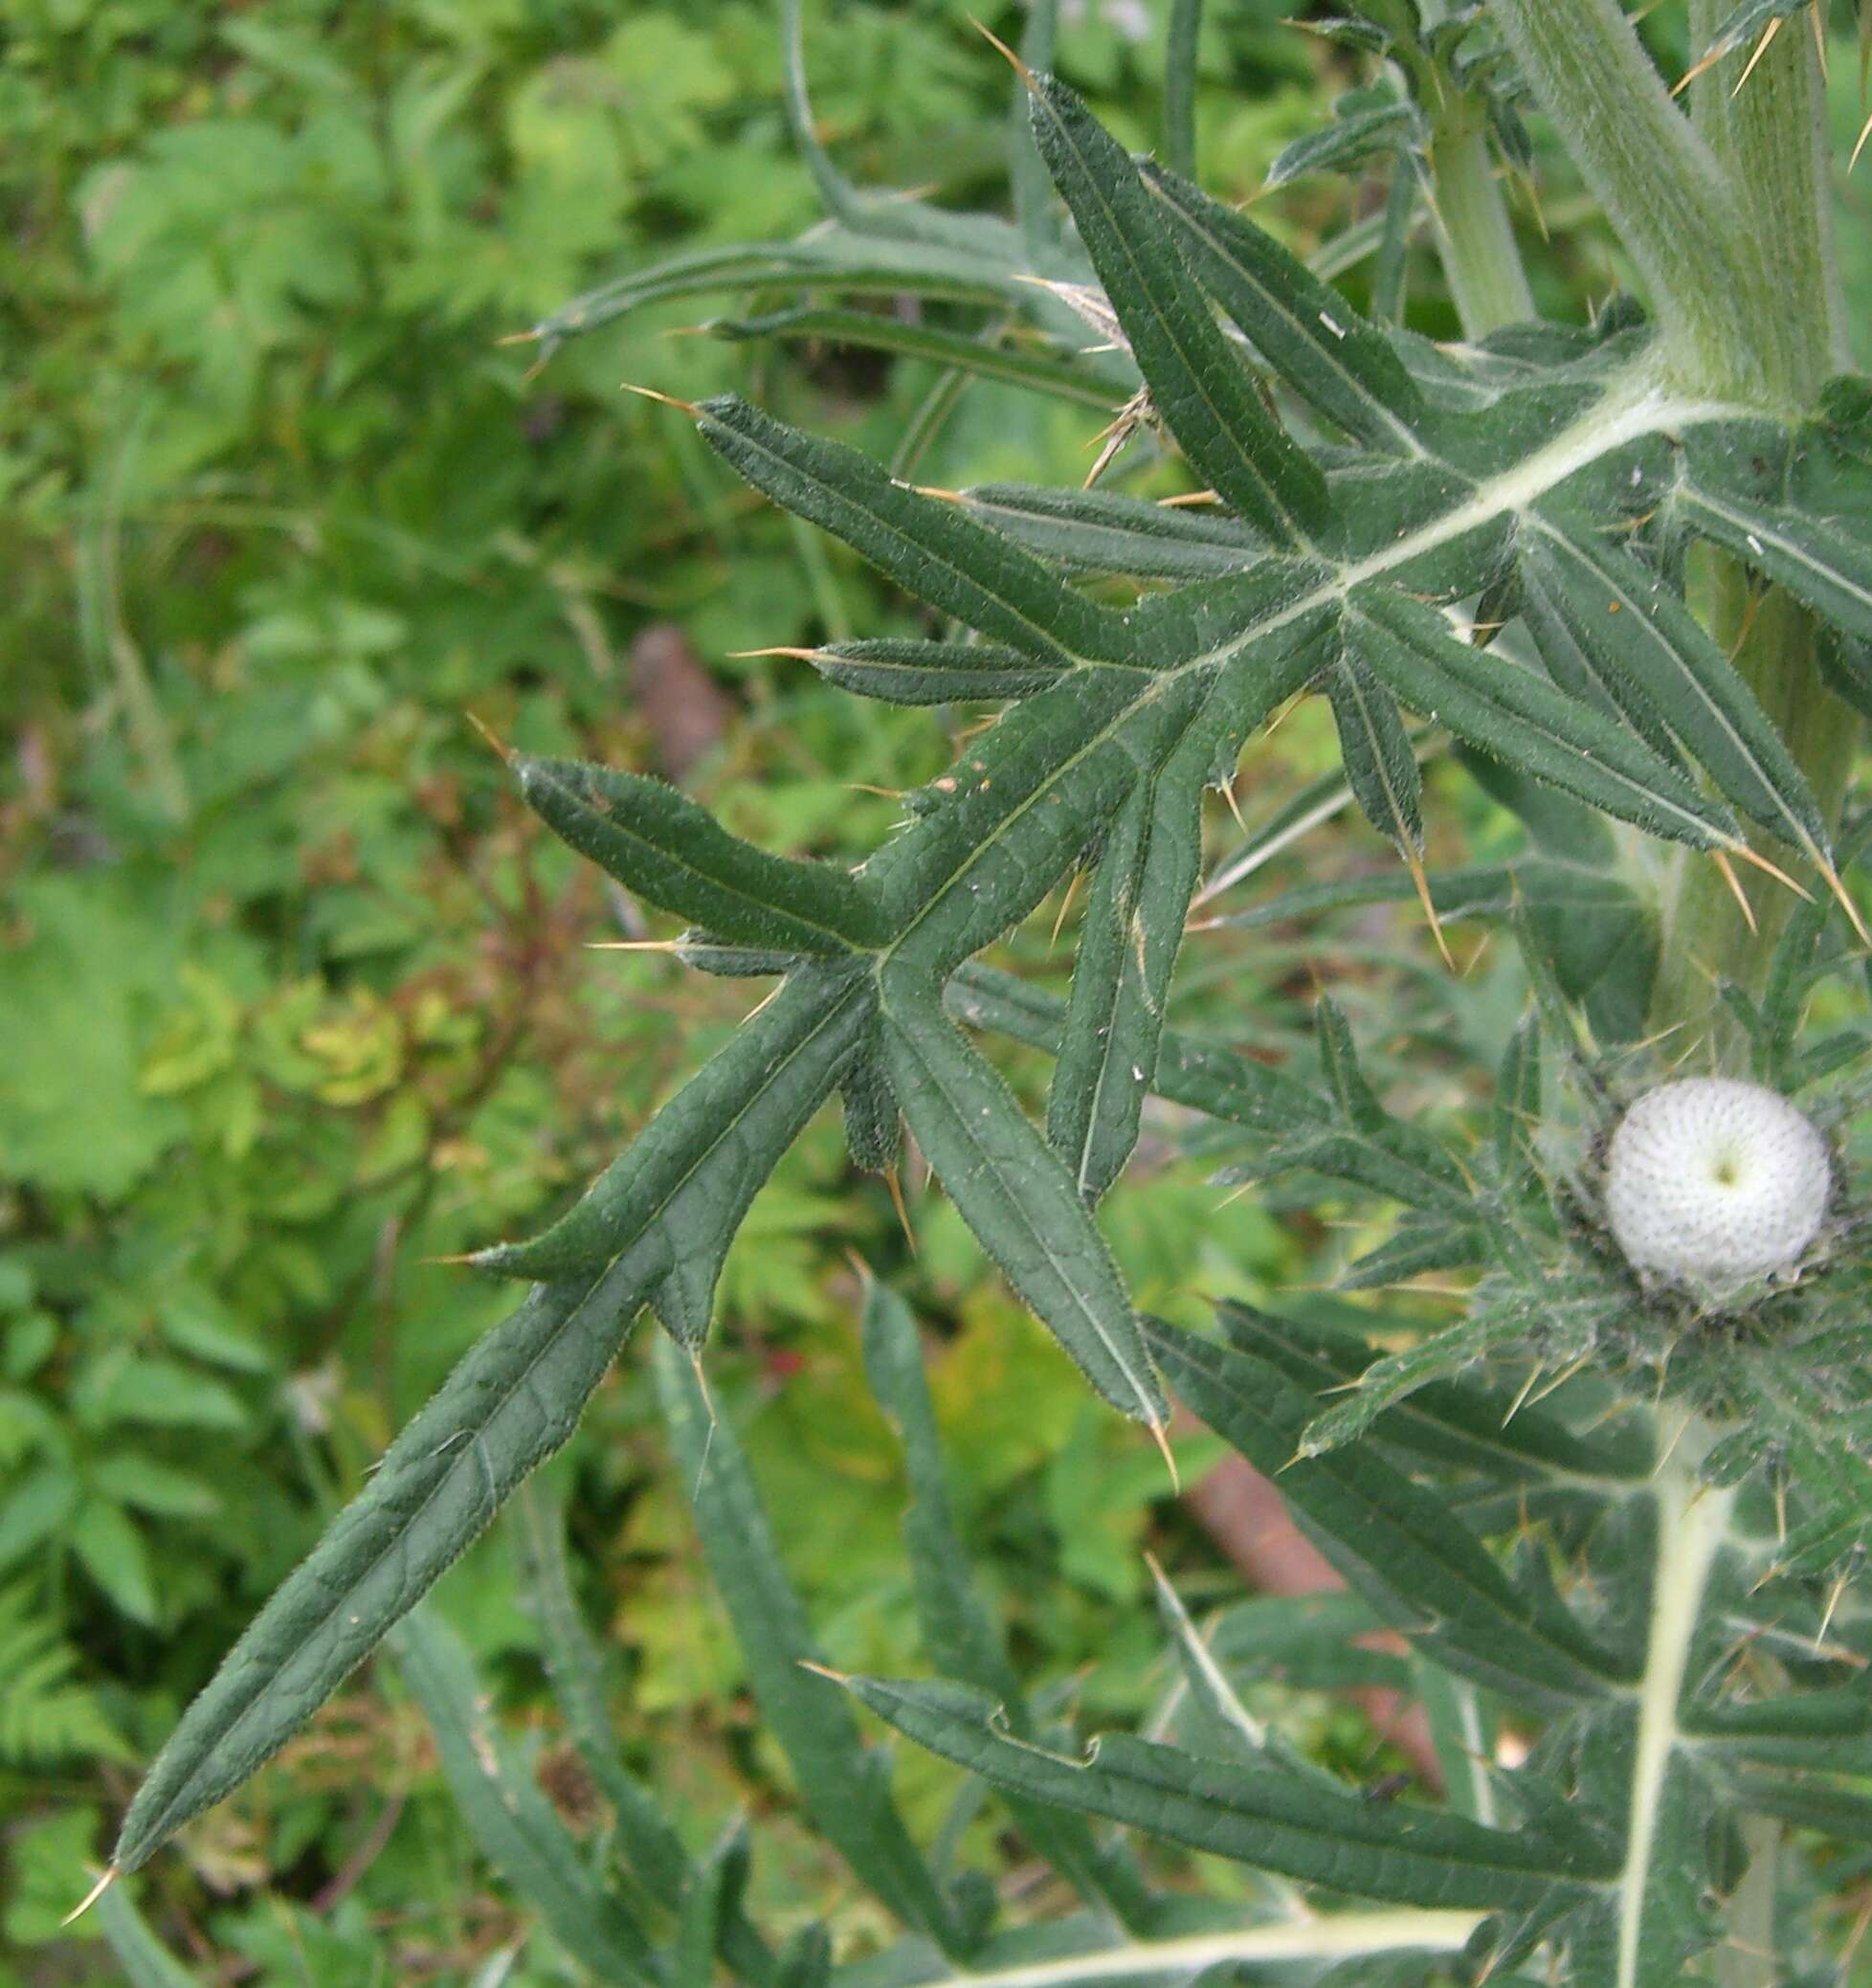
(1426, 111, 1534, 339)
(1616, 1422, 1734, 1988)
(1486, 0, 1764, 399)
(1686, 0, 1849, 394)
(1645, 13, 1857, 1036)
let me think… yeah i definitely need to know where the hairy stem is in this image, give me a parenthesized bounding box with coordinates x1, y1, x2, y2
(1647, 11, 1857, 1036)
(1427, 111, 1534, 339)
(1487, 0, 1763, 399)
(1686, 0, 1849, 395)
(1617, 1425, 1734, 1988)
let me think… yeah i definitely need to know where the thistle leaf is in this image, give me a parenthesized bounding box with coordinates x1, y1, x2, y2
(808, 638, 1067, 706)
(837, 1674, 1613, 1908)
(508, 1480, 779, 1988)
(861, 1280, 1154, 1927)
(696, 395, 1125, 661)
(1266, 98, 1415, 190)
(1214, 1301, 1650, 1485)
(1046, 762, 1203, 1203)
(1347, 586, 1739, 849)
(112, 1262, 647, 1873)
(1680, 398, 1872, 643)
(950, 483, 1265, 580)
(518, 757, 886, 953)
(870, 669, 1214, 975)
(708, 306, 1121, 409)
(947, 961, 1327, 1136)
(1145, 1317, 1630, 1708)
(1517, 514, 1830, 860)
(880, 976, 1167, 1429)
(1027, 76, 1330, 547)
(476, 964, 873, 1291)
(1324, 651, 1425, 858)
(1140, 159, 1427, 455)
(839, 1042, 901, 1173)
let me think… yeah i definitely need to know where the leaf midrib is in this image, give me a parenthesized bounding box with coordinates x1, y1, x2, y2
(794, 366, 1762, 999)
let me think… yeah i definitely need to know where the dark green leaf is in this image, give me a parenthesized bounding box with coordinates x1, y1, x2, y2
(1141, 162, 1426, 454)
(862, 1280, 1153, 1928)
(508, 1484, 688, 1889)
(532, 239, 1014, 360)
(708, 307, 1120, 408)
(1681, 420, 1872, 642)
(809, 639, 1066, 706)
(1516, 536, 1688, 768)
(1144, 1318, 1629, 1708)
(1348, 585, 1738, 849)
(1324, 650, 1424, 856)
(697, 396, 1124, 661)
(519, 756, 885, 953)
(1518, 515, 1830, 860)
(1266, 101, 1414, 190)
(1048, 687, 1235, 1203)
(1214, 1301, 1649, 1485)
(1493, 1013, 1542, 1182)
(673, 1829, 751, 1988)
(880, 975, 1166, 1430)
(839, 1675, 1611, 1908)
(1687, 1686, 1872, 1776)
(1028, 77, 1329, 547)
(112, 1264, 646, 1874)
(1162, 0, 1201, 178)
(509, 1480, 775, 1988)
(947, 961, 1327, 1136)
(840, 1042, 901, 1173)
(954, 484, 1263, 580)
(872, 669, 1212, 976)
(476, 964, 873, 1290)
(1724, 1767, 1872, 1844)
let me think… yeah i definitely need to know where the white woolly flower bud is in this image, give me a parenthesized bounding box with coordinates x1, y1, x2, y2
(1604, 1078, 1831, 1292)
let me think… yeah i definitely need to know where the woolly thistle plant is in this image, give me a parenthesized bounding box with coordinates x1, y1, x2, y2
(88, 2, 1872, 1984)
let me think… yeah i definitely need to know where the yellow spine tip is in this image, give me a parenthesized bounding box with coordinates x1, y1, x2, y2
(1149, 1416, 1182, 1494)
(464, 710, 515, 765)
(621, 383, 701, 416)
(968, 14, 1036, 89)
(63, 1867, 119, 1928)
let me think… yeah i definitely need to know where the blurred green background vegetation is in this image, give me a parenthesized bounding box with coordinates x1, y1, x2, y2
(5, 0, 1870, 1978)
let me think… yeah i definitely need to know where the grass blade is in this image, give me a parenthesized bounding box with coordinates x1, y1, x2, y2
(394, 1608, 660, 1985)
(655, 1340, 961, 1951)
